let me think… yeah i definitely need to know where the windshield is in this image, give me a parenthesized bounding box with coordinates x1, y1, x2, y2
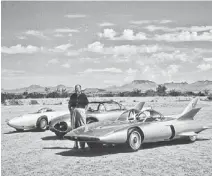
(116, 110, 131, 121)
(137, 110, 163, 122)
(37, 108, 54, 113)
(86, 103, 100, 112)
(117, 109, 163, 122)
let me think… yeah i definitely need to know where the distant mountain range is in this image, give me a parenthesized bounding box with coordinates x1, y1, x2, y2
(2, 80, 212, 94)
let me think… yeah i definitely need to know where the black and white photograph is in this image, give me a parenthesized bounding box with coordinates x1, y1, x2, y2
(1, 1, 212, 176)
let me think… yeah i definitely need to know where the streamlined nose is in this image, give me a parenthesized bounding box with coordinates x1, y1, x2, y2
(7, 118, 22, 128)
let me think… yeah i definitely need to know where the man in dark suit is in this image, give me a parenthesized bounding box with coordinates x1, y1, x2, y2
(68, 84, 89, 149)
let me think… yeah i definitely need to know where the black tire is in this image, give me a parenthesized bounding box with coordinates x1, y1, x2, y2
(87, 142, 103, 149)
(55, 132, 66, 139)
(16, 129, 24, 132)
(127, 129, 142, 152)
(37, 117, 48, 131)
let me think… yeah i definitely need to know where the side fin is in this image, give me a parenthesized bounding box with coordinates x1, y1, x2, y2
(177, 108, 201, 121)
(178, 131, 197, 137)
(181, 97, 199, 116)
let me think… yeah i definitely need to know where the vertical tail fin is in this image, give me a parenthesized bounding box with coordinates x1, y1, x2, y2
(133, 102, 145, 111)
(180, 97, 199, 116)
(177, 108, 201, 121)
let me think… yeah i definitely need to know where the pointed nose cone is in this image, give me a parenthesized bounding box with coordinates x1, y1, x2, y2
(7, 118, 22, 128)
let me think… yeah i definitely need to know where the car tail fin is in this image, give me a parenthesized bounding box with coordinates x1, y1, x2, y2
(133, 102, 145, 111)
(177, 108, 201, 121)
(180, 97, 199, 116)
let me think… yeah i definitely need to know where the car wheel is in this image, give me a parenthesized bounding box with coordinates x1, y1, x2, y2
(127, 129, 142, 152)
(87, 142, 103, 149)
(187, 135, 197, 142)
(16, 129, 24, 132)
(55, 132, 66, 139)
(38, 118, 48, 131)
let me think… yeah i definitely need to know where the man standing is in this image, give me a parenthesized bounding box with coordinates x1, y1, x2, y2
(68, 84, 89, 149)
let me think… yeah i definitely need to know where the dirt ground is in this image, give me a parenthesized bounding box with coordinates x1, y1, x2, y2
(1, 97, 212, 176)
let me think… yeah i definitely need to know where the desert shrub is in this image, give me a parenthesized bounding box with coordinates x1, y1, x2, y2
(145, 89, 156, 96)
(168, 89, 182, 96)
(29, 100, 39, 105)
(7, 99, 23, 106)
(26, 92, 45, 99)
(130, 89, 142, 97)
(196, 91, 206, 96)
(46, 91, 60, 98)
(184, 91, 196, 96)
(156, 85, 167, 96)
(207, 94, 212, 101)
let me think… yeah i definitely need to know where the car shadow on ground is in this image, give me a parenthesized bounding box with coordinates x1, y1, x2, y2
(41, 136, 67, 141)
(4, 129, 45, 134)
(43, 147, 73, 150)
(54, 138, 210, 157)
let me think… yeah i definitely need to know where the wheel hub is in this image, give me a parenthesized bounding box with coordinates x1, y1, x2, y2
(129, 131, 141, 150)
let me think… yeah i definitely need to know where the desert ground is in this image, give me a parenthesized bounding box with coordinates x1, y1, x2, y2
(1, 97, 212, 176)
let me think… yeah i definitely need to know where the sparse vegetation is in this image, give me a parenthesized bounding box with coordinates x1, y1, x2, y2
(1, 85, 211, 104)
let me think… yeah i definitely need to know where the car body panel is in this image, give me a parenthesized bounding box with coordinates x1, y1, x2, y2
(49, 101, 127, 135)
(7, 108, 69, 130)
(65, 99, 211, 147)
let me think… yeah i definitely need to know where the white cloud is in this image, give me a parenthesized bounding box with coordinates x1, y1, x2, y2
(151, 51, 189, 62)
(161, 65, 180, 79)
(119, 29, 147, 40)
(99, 22, 115, 27)
(66, 50, 80, 56)
(25, 30, 47, 38)
(160, 20, 173, 24)
(197, 63, 212, 71)
(98, 29, 147, 40)
(83, 68, 122, 73)
(145, 25, 212, 32)
(145, 25, 172, 32)
(54, 33, 64, 37)
(50, 44, 72, 53)
(1, 44, 41, 54)
(2, 69, 25, 76)
(98, 28, 117, 39)
(17, 36, 27, 40)
(87, 42, 161, 56)
(55, 28, 79, 33)
(130, 20, 172, 25)
(55, 44, 72, 51)
(124, 68, 137, 82)
(47, 58, 59, 65)
(79, 57, 100, 63)
(203, 58, 212, 62)
(64, 14, 87, 18)
(87, 41, 104, 53)
(130, 20, 152, 25)
(61, 63, 71, 68)
(154, 31, 212, 42)
(168, 65, 180, 74)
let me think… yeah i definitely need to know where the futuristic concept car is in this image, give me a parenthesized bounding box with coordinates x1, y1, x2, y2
(65, 98, 211, 152)
(49, 100, 128, 138)
(6, 108, 69, 131)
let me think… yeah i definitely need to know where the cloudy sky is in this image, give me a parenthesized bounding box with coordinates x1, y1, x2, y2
(1, 1, 212, 89)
